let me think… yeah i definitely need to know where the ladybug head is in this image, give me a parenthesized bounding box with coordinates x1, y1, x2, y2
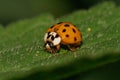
(44, 32, 61, 53)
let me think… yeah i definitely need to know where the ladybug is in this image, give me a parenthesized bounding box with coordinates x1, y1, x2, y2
(44, 22, 82, 53)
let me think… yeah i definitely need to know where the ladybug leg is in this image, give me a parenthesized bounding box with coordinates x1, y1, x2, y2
(51, 44, 60, 53)
(67, 44, 78, 51)
(68, 42, 83, 51)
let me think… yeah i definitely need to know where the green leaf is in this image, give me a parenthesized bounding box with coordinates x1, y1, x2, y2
(0, 1, 120, 80)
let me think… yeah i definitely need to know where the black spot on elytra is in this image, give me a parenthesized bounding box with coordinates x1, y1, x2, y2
(74, 37, 77, 41)
(64, 24, 70, 27)
(66, 34, 69, 37)
(50, 25, 54, 28)
(57, 22, 63, 24)
(62, 29, 66, 32)
(72, 28, 76, 33)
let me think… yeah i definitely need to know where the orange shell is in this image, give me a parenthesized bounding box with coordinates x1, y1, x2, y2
(47, 22, 82, 45)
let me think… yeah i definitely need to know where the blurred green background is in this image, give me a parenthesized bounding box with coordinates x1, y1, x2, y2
(0, 0, 118, 25)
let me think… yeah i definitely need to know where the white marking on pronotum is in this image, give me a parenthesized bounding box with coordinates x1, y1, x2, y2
(44, 33, 48, 42)
(52, 37, 61, 46)
(44, 32, 61, 46)
(49, 32, 57, 37)
(49, 32, 61, 46)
